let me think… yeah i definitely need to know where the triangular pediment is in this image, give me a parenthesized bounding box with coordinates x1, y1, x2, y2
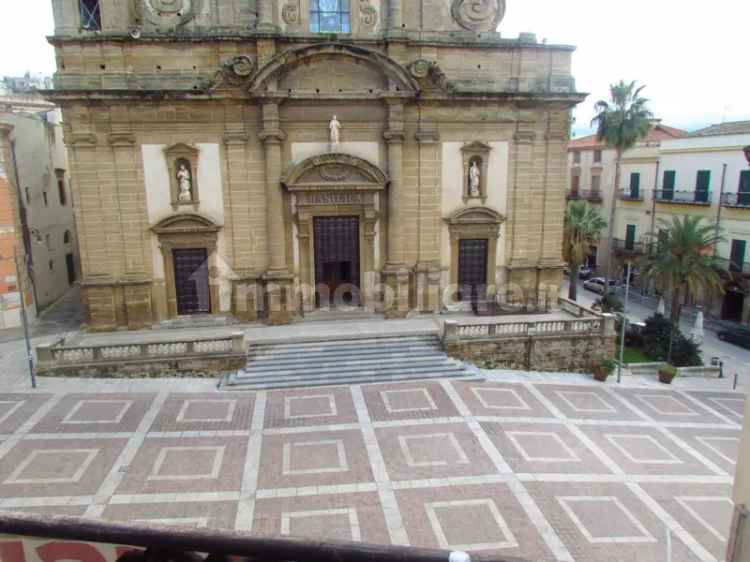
(445, 206, 505, 225)
(152, 213, 220, 234)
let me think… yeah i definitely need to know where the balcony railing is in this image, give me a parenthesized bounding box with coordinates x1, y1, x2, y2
(613, 238, 651, 256)
(617, 188, 644, 201)
(0, 513, 505, 562)
(714, 256, 750, 276)
(567, 189, 603, 203)
(654, 189, 712, 205)
(721, 192, 750, 208)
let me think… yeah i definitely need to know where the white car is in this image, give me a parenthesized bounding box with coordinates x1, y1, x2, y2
(583, 277, 618, 294)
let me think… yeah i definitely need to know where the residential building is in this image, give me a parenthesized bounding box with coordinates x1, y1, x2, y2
(567, 123, 687, 274)
(0, 75, 78, 325)
(567, 120, 750, 324)
(47, 0, 584, 331)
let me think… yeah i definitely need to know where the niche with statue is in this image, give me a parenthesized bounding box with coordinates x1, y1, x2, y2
(165, 143, 200, 209)
(460, 141, 492, 203)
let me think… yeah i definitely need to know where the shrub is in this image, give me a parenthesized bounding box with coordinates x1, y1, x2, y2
(600, 359, 617, 374)
(595, 293, 624, 314)
(641, 314, 702, 367)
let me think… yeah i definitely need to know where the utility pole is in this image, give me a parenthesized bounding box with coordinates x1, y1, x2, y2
(14, 248, 36, 389)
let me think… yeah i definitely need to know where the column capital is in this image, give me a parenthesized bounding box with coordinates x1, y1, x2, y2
(224, 131, 249, 146)
(384, 130, 406, 144)
(259, 129, 286, 144)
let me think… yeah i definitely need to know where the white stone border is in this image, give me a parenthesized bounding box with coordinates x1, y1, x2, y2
(381, 388, 437, 414)
(5, 448, 99, 484)
(425, 499, 518, 551)
(604, 433, 683, 465)
(397, 433, 469, 467)
(555, 390, 616, 415)
(62, 400, 133, 425)
(506, 431, 581, 463)
(470, 387, 531, 411)
(675, 496, 734, 542)
(148, 446, 226, 481)
(281, 508, 361, 541)
(557, 496, 657, 544)
(284, 394, 337, 420)
(281, 440, 349, 475)
(176, 400, 237, 423)
(0, 401, 25, 426)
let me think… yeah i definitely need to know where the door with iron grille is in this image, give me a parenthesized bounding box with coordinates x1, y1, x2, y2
(458, 239, 488, 301)
(314, 216, 360, 307)
(173, 248, 211, 315)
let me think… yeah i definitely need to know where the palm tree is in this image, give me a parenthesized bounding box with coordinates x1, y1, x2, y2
(640, 215, 725, 328)
(591, 80, 654, 290)
(564, 200, 607, 301)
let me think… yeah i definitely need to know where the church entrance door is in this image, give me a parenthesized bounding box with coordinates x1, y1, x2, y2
(313, 216, 360, 308)
(173, 248, 211, 315)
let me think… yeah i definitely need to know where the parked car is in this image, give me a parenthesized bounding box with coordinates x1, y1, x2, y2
(563, 266, 594, 279)
(717, 326, 750, 350)
(583, 277, 619, 294)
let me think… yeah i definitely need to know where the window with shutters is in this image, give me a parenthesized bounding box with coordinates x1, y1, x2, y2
(695, 170, 711, 203)
(591, 174, 601, 192)
(593, 150, 602, 163)
(310, 0, 350, 33)
(629, 173, 641, 199)
(625, 225, 637, 251)
(730, 240, 747, 273)
(739, 170, 750, 206)
(79, 0, 101, 30)
(663, 170, 676, 200)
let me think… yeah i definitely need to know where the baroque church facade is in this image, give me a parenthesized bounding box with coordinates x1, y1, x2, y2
(48, 0, 583, 330)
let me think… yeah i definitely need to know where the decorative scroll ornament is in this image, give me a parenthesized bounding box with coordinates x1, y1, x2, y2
(407, 59, 432, 79)
(281, 1, 301, 25)
(359, 0, 378, 30)
(212, 55, 257, 88)
(139, 0, 202, 27)
(407, 60, 456, 93)
(450, 0, 506, 32)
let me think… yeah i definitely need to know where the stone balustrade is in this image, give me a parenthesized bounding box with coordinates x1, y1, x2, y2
(36, 333, 246, 378)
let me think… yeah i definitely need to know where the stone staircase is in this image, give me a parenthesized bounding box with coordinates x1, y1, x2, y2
(224, 333, 473, 390)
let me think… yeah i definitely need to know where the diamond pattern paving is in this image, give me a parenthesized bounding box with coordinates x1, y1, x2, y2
(0, 382, 742, 562)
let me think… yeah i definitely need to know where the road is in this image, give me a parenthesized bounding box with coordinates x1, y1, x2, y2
(563, 279, 750, 386)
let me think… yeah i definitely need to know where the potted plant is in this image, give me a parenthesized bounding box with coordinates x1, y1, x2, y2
(658, 363, 678, 385)
(593, 360, 617, 382)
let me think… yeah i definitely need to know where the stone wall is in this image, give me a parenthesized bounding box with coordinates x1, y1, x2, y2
(446, 333, 617, 373)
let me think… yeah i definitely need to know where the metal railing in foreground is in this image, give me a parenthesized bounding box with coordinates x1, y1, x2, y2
(0, 514, 522, 562)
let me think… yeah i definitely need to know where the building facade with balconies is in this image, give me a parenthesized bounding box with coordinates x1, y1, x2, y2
(567, 120, 750, 324)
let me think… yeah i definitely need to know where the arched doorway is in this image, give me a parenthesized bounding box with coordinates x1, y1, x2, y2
(282, 153, 389, 312)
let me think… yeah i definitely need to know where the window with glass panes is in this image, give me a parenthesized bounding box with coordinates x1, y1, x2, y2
(79, 0, 101, 30)
(310, 0, 350, 33)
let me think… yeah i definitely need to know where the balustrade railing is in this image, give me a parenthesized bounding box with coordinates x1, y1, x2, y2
(722, 192, 750, 208)
(37, 333, 245, 369)
(654, 189, 712, 205)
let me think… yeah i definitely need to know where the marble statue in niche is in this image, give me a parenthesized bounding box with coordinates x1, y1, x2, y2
(330, 115, 341, 146)
(469, 159, 481, 197)
(176, 160, 193, 202)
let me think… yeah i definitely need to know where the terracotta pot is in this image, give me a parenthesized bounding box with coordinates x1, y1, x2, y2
(593, 368, 610, 382)
(658, 369, 677, 385)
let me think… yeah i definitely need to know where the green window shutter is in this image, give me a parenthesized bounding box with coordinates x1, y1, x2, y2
(663, 171, 676, 200)
(625, 224, 636, 250)
(730, 240, 747, 273)
(630, 173, 641, 198)
(739, 171, 750, 206)
(696, 170, 710, 202)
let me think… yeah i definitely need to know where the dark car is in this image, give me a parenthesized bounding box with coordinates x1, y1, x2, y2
(717, 326, 750, 350)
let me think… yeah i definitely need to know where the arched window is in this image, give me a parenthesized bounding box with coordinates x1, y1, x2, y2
(310, 0, 350, 33)
(79, 0, 102, 30)
(64, 230, 71, 244)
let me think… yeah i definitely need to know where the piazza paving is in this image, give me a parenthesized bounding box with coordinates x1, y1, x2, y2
(0, 379, 744, 562)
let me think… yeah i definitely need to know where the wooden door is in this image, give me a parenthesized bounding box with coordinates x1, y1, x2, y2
(314, 216, 360, 307)
(173, 248, 210, 315)
(458, 239, 488, 302)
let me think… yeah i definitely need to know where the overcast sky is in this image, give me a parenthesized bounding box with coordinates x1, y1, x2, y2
(1, 0, 748, 136)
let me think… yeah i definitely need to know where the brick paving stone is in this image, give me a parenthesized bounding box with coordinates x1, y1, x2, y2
(0, 394, 54, 434)
(666, 426, 741, 475)
(102, 501, 238, 530)
(687, 391, 746, 423)
(396, 484, 553, 559)
(361, 382, 460, 422)
(149, 393, 255, 432)
(0, 438, 128, 498)
(450, 380, 555, 418)
(524, 481, 703, 562)
(533, 384, 645, 421)
(115, 435, 247, 495)
(375, 422, 497, 481)
(257, 429, 373, 490)
(481, 421, 615, 474)
(616, 389, 728, 424)
(263, 387, 358, 429)
(29, 393, 156, 434)
(252, 492, 390, 544)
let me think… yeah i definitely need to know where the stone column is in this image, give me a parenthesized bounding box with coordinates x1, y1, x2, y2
(259, 102, 294, 325)
(388, 0, 403, 31)
(382, 101, 410, 319)
(256, 0, 276, 31)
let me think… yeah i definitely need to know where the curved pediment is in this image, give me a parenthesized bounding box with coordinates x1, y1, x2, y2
(282, 153, 389, 191)
(152, 213, 221, 235)
(445, 206, 506, 225)
(248, 43, 419, 99)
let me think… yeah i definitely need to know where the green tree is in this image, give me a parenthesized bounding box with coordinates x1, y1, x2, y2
(591, 80, 654, 290)
(563, 200, 607, 301)
(640, 215, 724, 328)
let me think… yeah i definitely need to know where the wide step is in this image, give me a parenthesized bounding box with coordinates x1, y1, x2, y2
(225, 333, 471, 390)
